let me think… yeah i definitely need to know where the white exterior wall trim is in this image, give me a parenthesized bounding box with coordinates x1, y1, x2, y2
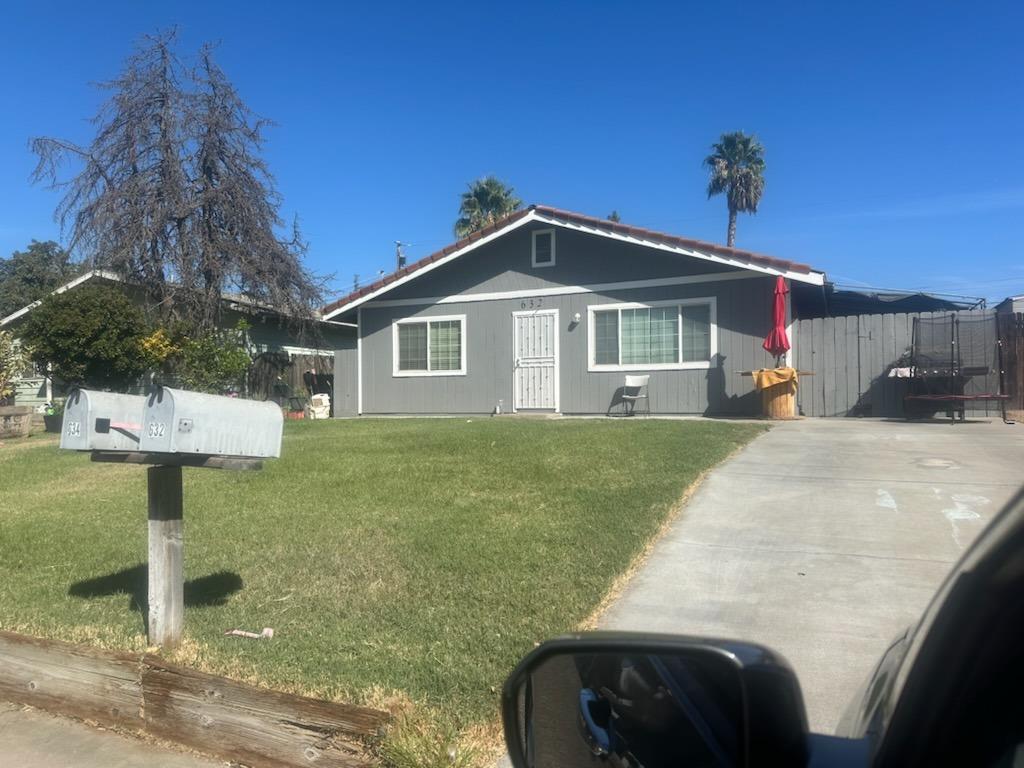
(785, 278, 794, 368)
(356, 307, 363, 415)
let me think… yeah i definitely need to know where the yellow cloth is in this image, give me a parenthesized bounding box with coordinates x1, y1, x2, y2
(751, 367, 798, 391)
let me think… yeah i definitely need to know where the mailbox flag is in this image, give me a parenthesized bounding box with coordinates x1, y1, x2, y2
(762, 276, 791, 360)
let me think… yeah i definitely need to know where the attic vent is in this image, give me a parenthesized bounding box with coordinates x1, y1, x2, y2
(532, 229, 555, 268)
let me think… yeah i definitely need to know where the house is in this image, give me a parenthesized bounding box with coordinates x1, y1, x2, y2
(1, 270, 353, 408)
(322, 205, 826, 417)
(997, 295, 1024, 315)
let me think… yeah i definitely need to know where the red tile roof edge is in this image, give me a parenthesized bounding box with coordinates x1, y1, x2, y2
(322, 205, 821, 316)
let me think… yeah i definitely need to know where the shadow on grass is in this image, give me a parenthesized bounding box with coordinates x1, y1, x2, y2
(68, 565, 243, 620)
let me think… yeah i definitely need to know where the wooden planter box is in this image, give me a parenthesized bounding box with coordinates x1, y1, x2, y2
(0, 405, 34, 439)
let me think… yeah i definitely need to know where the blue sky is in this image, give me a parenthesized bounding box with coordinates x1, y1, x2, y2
(2, 1, 1022, 304)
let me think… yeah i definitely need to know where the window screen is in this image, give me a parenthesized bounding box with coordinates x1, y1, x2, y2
(594, 310, 619, 365)
(681, 304, 711, 362)
(590, 302, 711, 367)
(429, 320, 462, 371)
(396, 318, 464, 373)
(534, 231, 553, 265)
(620, 307, 679, 365)
(397, 323, 428, 371)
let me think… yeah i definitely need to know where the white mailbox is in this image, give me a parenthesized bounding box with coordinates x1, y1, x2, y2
(60, 390, 147, 452)
(139, 387, 283, 458)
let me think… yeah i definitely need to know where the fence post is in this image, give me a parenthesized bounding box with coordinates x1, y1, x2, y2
(147, 465, 184, 649)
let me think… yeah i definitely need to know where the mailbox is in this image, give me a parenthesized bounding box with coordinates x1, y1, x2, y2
(60, 390, 147, 452)
(138, 387, 283, 458)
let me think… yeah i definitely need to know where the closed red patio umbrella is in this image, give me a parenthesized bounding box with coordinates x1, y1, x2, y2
(762, 275, 791, 361)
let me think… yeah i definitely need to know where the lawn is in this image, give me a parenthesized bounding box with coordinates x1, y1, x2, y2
(0, 418, 763, 757)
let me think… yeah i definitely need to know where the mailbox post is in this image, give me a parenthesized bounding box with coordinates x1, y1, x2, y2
(61, 387, 283, 649)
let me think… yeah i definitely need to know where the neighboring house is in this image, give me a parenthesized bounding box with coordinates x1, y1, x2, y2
(997, 295, 1024, 315)
(322, 205, 826, 417)
(0, 270, 353, 408)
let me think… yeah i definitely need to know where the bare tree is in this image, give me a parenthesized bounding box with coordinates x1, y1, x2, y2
(30, 30, 325, 331)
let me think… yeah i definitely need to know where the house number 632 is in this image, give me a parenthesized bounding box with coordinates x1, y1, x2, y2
(147, 422, 166, 438)
(520, 298, 543, 309)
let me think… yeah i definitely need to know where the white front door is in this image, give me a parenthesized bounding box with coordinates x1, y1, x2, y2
(513, 309, 559, 411)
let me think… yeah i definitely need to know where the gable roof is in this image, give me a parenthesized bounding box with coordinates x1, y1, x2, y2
(0, 269, 356, 329)
(0, 269, 121, 327)
(321, 204, 826, 320)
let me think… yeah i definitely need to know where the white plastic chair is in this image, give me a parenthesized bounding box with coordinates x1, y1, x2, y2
(620, 374, 650, 416)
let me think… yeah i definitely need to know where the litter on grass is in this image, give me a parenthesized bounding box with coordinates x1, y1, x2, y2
(224, 627, 274, 640)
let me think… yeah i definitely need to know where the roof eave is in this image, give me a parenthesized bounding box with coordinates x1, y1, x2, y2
(321, 206, 826, 320)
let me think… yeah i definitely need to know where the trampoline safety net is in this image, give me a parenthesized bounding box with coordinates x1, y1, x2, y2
(909, 312, 1008, 418)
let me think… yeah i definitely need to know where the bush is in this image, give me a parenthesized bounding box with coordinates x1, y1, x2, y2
(0, 330, 29, 404)
(172, 320, 252, 395)
(20, 284, 148, 390)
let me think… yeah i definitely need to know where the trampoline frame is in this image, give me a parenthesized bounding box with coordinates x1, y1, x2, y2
(905, 313, 1011, 423)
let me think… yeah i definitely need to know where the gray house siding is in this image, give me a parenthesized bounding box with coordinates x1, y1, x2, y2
(381, 224, 745, 302)
(333, 336, 359, 416)
(357, 274, 781, 416)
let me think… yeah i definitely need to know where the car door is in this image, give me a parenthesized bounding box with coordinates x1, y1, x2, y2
(844, 488, 1024, 767)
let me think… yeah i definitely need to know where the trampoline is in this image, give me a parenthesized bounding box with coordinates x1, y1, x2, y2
(905, 313, 1011, 422)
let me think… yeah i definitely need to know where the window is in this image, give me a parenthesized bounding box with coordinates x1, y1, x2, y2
(588, 299, 716, 371)
(393, 315, 466, 376)
(532, 229, 555, 267)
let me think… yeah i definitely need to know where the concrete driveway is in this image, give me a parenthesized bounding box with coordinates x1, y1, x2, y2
(600, 417, 1024, 732)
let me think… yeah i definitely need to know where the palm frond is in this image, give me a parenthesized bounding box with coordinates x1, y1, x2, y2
(453, 175, 522, 237)
(704, 131, 766, 219)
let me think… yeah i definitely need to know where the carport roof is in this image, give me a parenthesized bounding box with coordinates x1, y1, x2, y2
(321, 204, 827, 320)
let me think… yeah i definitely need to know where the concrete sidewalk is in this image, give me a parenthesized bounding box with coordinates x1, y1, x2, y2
(0, 702, 224, 768)
(600, 417, 1024, 732)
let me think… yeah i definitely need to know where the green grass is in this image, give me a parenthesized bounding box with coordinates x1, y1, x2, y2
(0, 418, 763, 730)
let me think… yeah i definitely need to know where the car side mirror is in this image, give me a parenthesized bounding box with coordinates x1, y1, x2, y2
(502, 632, 810, 768)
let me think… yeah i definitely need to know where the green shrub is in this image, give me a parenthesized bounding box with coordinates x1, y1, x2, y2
(172, 320, 252, 394)
(0, 330, 29, 404)
(20, 284, 147, 390)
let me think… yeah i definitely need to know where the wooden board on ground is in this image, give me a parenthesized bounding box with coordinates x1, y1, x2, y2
(0, 630, 390, 768)
(141, 656, 388, 768)
(0, 631, 143, 729)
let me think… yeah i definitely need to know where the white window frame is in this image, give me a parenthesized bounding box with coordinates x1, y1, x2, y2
(392, 314, 467, 377)
(587, 297, 717, 372)
(531, 228, 556, 268)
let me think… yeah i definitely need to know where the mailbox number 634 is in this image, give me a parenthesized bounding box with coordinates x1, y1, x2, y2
(147, 422, 166, 438)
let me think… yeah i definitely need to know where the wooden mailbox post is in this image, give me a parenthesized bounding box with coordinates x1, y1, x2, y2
(62, 388, 283, 649)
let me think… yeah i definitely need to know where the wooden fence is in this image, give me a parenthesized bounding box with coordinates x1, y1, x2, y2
(1001, 312, 1024, 415)
(0, 630, 388, 768)
(793, 309, 1015, 418)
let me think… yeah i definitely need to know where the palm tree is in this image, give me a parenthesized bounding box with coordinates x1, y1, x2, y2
(704, 132, 766, 247)
(454, 176, 522, 238)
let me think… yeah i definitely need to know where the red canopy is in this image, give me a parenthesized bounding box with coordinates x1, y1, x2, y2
(762, 276, 791, 359)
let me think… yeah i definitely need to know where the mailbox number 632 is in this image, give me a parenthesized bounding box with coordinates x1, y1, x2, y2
(147, 422, 166, 438)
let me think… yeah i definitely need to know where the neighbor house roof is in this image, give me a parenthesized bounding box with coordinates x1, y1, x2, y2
(0, 269, 121, 327)
(0, 269, 356, 329)
(322, 204, 826, 320)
